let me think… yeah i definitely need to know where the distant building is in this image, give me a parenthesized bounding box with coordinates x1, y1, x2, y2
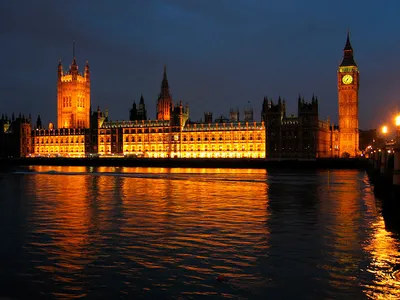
(0, 114, 31, 157)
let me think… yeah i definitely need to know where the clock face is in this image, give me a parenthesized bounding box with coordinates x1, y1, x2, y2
(342, 74, 353, 85)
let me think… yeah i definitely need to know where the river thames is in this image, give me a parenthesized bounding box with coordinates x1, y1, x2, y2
(0, 166, 399, 299)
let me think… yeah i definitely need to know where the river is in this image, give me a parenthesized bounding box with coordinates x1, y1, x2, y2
(0, 166, 399, 299)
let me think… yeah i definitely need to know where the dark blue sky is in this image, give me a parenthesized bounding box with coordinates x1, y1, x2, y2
(1, 0, 400, 131)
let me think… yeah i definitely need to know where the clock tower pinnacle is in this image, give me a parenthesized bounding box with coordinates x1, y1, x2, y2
(337, 31, 359, 157)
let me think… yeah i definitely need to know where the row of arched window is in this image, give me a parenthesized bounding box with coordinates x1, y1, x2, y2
(35, 147, 84, 153)
(35, 138, 84, 144)
(120, 134, 264, 143)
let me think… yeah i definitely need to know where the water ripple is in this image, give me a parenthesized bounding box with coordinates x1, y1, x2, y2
(0, 167, 399, 299)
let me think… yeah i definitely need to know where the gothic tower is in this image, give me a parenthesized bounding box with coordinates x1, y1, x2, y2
(57, 41, 91, 128)
(337, 32, 359, 157)
(156, 65, 172, 121)
(262, 96, 286, 159)
(137, 94, 147, 120)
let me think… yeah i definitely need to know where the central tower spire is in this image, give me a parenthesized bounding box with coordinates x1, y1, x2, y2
(156, 65, 172, 121)
(160, 65, 171, 99)
(70, 40, 78, 73)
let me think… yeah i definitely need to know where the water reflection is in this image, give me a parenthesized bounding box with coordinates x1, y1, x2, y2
(7, 166, 269, 298)
(264, 170, 325, 299)
(318, 171, 370, 299)
(0, 167, 400, 299)
(27, 166, 92, 298)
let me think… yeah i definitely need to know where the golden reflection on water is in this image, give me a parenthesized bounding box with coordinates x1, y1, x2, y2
(362, 214, 400, 299)
(11, 167, 400, 298)
(31, 166, 91, 260)
(27, 166, 93, 298)
(317, 170, 400, 299)
(24, 166, 270, 297)
(322, 171, 364, 273)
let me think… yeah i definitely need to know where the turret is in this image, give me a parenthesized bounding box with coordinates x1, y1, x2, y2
(130, 101, 137, 121)
(36, 115, 42, 129)
(137, 94, 147, 120)
(84, 61, 90, 81)
(70, 41, 78, 80)
(58, 60, 63, 81)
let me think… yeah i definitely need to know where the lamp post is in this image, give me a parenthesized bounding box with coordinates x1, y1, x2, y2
(393, 115, 400, 190)
(380, 125, 388, 175)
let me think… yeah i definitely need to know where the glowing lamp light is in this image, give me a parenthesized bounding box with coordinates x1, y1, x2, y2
(396, 115, 400, 127)
(381, 125, 388, 135)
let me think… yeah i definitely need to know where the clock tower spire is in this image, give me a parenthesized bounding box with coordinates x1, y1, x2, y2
(340, 31, 357, 67)
(337, 31, 359, 157)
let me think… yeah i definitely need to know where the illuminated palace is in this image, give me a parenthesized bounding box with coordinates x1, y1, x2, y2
(0, 33, 359, 159)
(28, 61, 266, 159)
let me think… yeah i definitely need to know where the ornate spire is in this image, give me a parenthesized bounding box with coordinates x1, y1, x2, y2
(58, 60, 63, 78)
(344, 30, 352, 51)
(72, 40, 77, 65)
(340, 31, 357, 67)
(159, 65, 170, 98)
(84, 60, 90, 80)
(140, 93, 144, 104)
(36, 114, 42, 129)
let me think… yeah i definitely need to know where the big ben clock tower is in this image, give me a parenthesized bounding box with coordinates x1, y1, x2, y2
(338, 32, 359, 157)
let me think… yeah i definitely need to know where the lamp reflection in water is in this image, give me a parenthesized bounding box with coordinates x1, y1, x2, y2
(362, 218, 400, 299)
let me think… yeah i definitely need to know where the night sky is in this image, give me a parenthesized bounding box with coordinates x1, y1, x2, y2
(1, 1, 400, 131)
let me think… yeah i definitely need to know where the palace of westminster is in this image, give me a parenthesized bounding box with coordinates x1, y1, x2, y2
(0, 33, 360, 160)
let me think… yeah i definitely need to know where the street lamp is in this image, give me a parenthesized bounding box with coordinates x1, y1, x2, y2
(381, 125, 388, 135)
(396, 115, 400, 145)
(394, 114, 400, 189)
